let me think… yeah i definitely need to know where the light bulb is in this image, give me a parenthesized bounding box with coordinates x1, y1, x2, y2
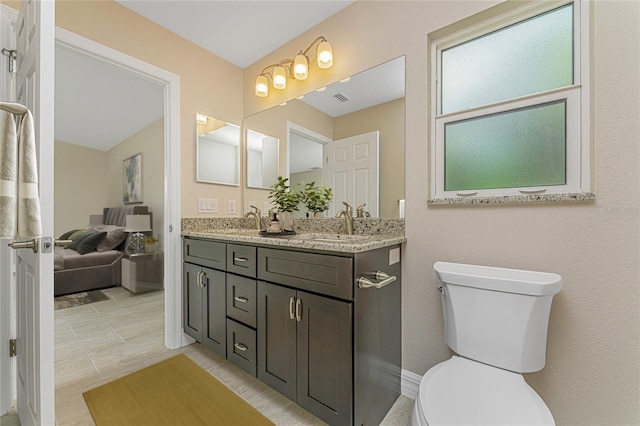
(293, 54, 308, 80)
(273, 66, 286, 89)
(316, 40, 333, 69)
(255, 75, 268, 97)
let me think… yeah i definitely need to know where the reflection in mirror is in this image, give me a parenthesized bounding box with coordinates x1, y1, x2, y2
(196, 114, 240, 186)
(243, 56, 405, 218)
(246, 129, 279, 189)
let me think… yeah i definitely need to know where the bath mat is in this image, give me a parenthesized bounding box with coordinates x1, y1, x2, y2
(54, 289, 110, 310)
(83, 354, 274, 426)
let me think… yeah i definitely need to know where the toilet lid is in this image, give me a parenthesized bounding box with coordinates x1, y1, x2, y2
(421, 356, 554, 425)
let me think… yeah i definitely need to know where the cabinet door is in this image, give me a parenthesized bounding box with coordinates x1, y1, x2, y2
(297, 290, 353, 425)
(183, 263, 203, 341)
(257, 281, 297, 401)
(202, 266, 226, 357)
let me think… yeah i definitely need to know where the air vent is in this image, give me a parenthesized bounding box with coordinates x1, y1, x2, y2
(333, 93, 350, 103)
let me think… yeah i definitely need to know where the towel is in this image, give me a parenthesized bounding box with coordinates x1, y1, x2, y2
(17, 110, 42, 238)
(0, 108, 42, 239)
(0, 110, 17, 238)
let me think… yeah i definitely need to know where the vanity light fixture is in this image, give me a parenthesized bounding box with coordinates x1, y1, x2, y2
(255, 36, 333, 98)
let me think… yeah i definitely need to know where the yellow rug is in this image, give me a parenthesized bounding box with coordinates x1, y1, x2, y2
(83, 354, 274, 426)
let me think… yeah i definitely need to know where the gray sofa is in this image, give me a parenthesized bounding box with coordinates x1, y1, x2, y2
(54, 205, 150, 296)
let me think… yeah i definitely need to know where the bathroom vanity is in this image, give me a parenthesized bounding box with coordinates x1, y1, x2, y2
(182, 229, 404, 426)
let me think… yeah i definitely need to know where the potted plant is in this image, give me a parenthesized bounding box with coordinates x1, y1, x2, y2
(299, 181, 333, 218)
(268, 176, 300, 232)
(143, 235, 159, 253)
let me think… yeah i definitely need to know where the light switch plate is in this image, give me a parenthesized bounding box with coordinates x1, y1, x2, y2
(228, 200, 237, 214)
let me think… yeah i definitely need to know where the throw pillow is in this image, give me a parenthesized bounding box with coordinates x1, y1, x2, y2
(95, 226, 127, 252)
(72, 230, 108, 255)
(59, 228, 84, 240)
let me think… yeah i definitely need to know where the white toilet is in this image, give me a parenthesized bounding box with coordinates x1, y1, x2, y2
(412, 261, 562, 426)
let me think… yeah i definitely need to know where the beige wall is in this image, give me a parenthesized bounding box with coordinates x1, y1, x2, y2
(105, 119, 165, 244)
(54, 141, 110, 236)
(244, 1, 640, 424)
(334, 98, 404, 218)
(54, 119, 164, 243)
(55, 0, 244, 218)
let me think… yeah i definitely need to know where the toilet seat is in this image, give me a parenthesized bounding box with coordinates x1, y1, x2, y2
(414, 356, 555, 426)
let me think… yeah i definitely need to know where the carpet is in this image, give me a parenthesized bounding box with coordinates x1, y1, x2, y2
(54, 289, 110, 310)
(83, 354, 274, 426)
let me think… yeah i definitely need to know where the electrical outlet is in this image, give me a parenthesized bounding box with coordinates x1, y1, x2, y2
(228, 200, 237, 214)
(263, 202, 271, 214)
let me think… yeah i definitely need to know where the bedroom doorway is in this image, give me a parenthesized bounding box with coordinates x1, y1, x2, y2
(52, 27, 183, 410)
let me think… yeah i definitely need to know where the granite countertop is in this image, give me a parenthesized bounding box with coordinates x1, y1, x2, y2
(182, 229, 406, 254)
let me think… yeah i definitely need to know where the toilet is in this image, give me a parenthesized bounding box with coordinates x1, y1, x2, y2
(412, 261, 562, 426)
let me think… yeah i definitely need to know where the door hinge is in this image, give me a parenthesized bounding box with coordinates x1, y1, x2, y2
(9, 339, 16, 357)
(1, 48, 17, 73)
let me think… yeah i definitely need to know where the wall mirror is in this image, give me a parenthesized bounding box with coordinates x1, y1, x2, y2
(196, 114, 240, 186)
(246, 129, 280, 189)
(243, 56, 405, 218)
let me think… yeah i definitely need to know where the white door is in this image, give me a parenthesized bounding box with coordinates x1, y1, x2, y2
(13, 1, 55, 425)
(324, 131, 379, 217)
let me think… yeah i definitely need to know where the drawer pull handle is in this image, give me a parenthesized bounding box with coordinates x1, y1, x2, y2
(234, 257, 249, 263)
(289, 297, 295, 320)
(234, 343, 248, 352)
(234, 296, 249, 303)
(357, 271, 397, 289)
(295, 298, 302, 322)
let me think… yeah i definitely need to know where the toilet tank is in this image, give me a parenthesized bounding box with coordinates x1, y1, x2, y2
(434, 261, 562, 373)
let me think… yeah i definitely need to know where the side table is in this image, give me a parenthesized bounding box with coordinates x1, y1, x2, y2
(122, 251, 164, 294)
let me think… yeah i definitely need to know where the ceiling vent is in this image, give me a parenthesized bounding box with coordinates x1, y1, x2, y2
(333, 93, 350, 103)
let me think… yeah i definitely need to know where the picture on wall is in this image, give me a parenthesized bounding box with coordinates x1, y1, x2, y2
(123, 153, 143, 204)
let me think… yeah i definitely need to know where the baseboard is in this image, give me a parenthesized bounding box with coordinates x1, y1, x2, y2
(401, 369, 422, 400)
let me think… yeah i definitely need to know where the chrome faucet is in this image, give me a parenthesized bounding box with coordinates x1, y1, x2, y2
(335, 202, 354, 235)
(356, 203, 371, 218)
(244, 205, 262, 230)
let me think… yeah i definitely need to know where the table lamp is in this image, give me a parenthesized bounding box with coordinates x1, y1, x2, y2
(124, 214, 151, 254)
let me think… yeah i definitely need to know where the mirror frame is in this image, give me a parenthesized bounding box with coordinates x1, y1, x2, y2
(196, 114, 241, 186)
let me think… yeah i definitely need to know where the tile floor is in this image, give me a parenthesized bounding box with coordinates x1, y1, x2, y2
(43, 286, 413, 425)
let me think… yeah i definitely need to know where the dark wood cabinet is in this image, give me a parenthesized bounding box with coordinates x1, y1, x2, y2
(183, 237, 401, 426)
(183, 262, 226, 357)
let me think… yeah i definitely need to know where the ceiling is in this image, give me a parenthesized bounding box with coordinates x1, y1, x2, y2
(55, 1, 404, 151)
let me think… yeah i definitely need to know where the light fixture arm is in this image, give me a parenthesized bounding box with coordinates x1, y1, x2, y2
(300, 36, 328, 60)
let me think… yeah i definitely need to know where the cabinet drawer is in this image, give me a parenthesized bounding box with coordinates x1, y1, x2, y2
(227, 319, 257, 377)
(227, 244, 257, 278)
(226, 274, 257, 328)
(258, 248, 353, 300)
(184, 238, 226, 270)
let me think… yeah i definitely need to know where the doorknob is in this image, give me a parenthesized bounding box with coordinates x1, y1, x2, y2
(54, 239, 72, 247)
(8, 239, 38, 253)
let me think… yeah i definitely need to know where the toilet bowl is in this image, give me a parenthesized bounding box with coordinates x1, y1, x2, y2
(412, 261, 562, 426)
(411, 356, 554, 426)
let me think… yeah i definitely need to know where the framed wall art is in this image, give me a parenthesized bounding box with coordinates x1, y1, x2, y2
(123, 153, 143, 204)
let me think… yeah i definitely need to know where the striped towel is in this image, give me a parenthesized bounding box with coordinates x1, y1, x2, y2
(0, 109, 42, 239)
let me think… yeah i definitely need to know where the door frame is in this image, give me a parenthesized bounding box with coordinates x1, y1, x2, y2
(55, 28, 184, 349)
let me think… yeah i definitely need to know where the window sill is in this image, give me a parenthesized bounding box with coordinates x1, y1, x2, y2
(427, 192, 595, 206)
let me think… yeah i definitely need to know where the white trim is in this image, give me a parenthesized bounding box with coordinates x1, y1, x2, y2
(55, 28, 184, 349)
(401, 369, 422, 401)
(285, 120, 333, 180)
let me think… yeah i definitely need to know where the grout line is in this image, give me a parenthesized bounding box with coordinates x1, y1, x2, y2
(109, 326, 126, 343)
(66, 321, 77, 337)
(86, 353, 104, 379)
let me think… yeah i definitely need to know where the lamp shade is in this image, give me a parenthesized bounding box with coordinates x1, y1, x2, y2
(124, 215, 151, 232)
(273, 66, 287, 89)
(255, 75, 268, 97)
(293, 54, 308, 80)
(317, 40, 333, 69)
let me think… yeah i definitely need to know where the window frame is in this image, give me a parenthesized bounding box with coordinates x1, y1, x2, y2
(429, 0, 591, 202)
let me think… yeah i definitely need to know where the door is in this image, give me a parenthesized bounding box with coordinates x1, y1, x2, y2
(183, 263, 203, 340)
(13, 1, 55, 425)
(257, 281, 297, 401)
(296, 290, 352, 425)
(202, 266, 226, 357)
(324, 131, 379, 217)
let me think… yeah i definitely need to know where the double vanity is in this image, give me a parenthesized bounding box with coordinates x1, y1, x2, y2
(182, 220, 405, 425)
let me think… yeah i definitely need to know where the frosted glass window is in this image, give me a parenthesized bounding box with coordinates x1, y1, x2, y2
(444, 101, 566, 191)
(441, 4, 573, 114)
